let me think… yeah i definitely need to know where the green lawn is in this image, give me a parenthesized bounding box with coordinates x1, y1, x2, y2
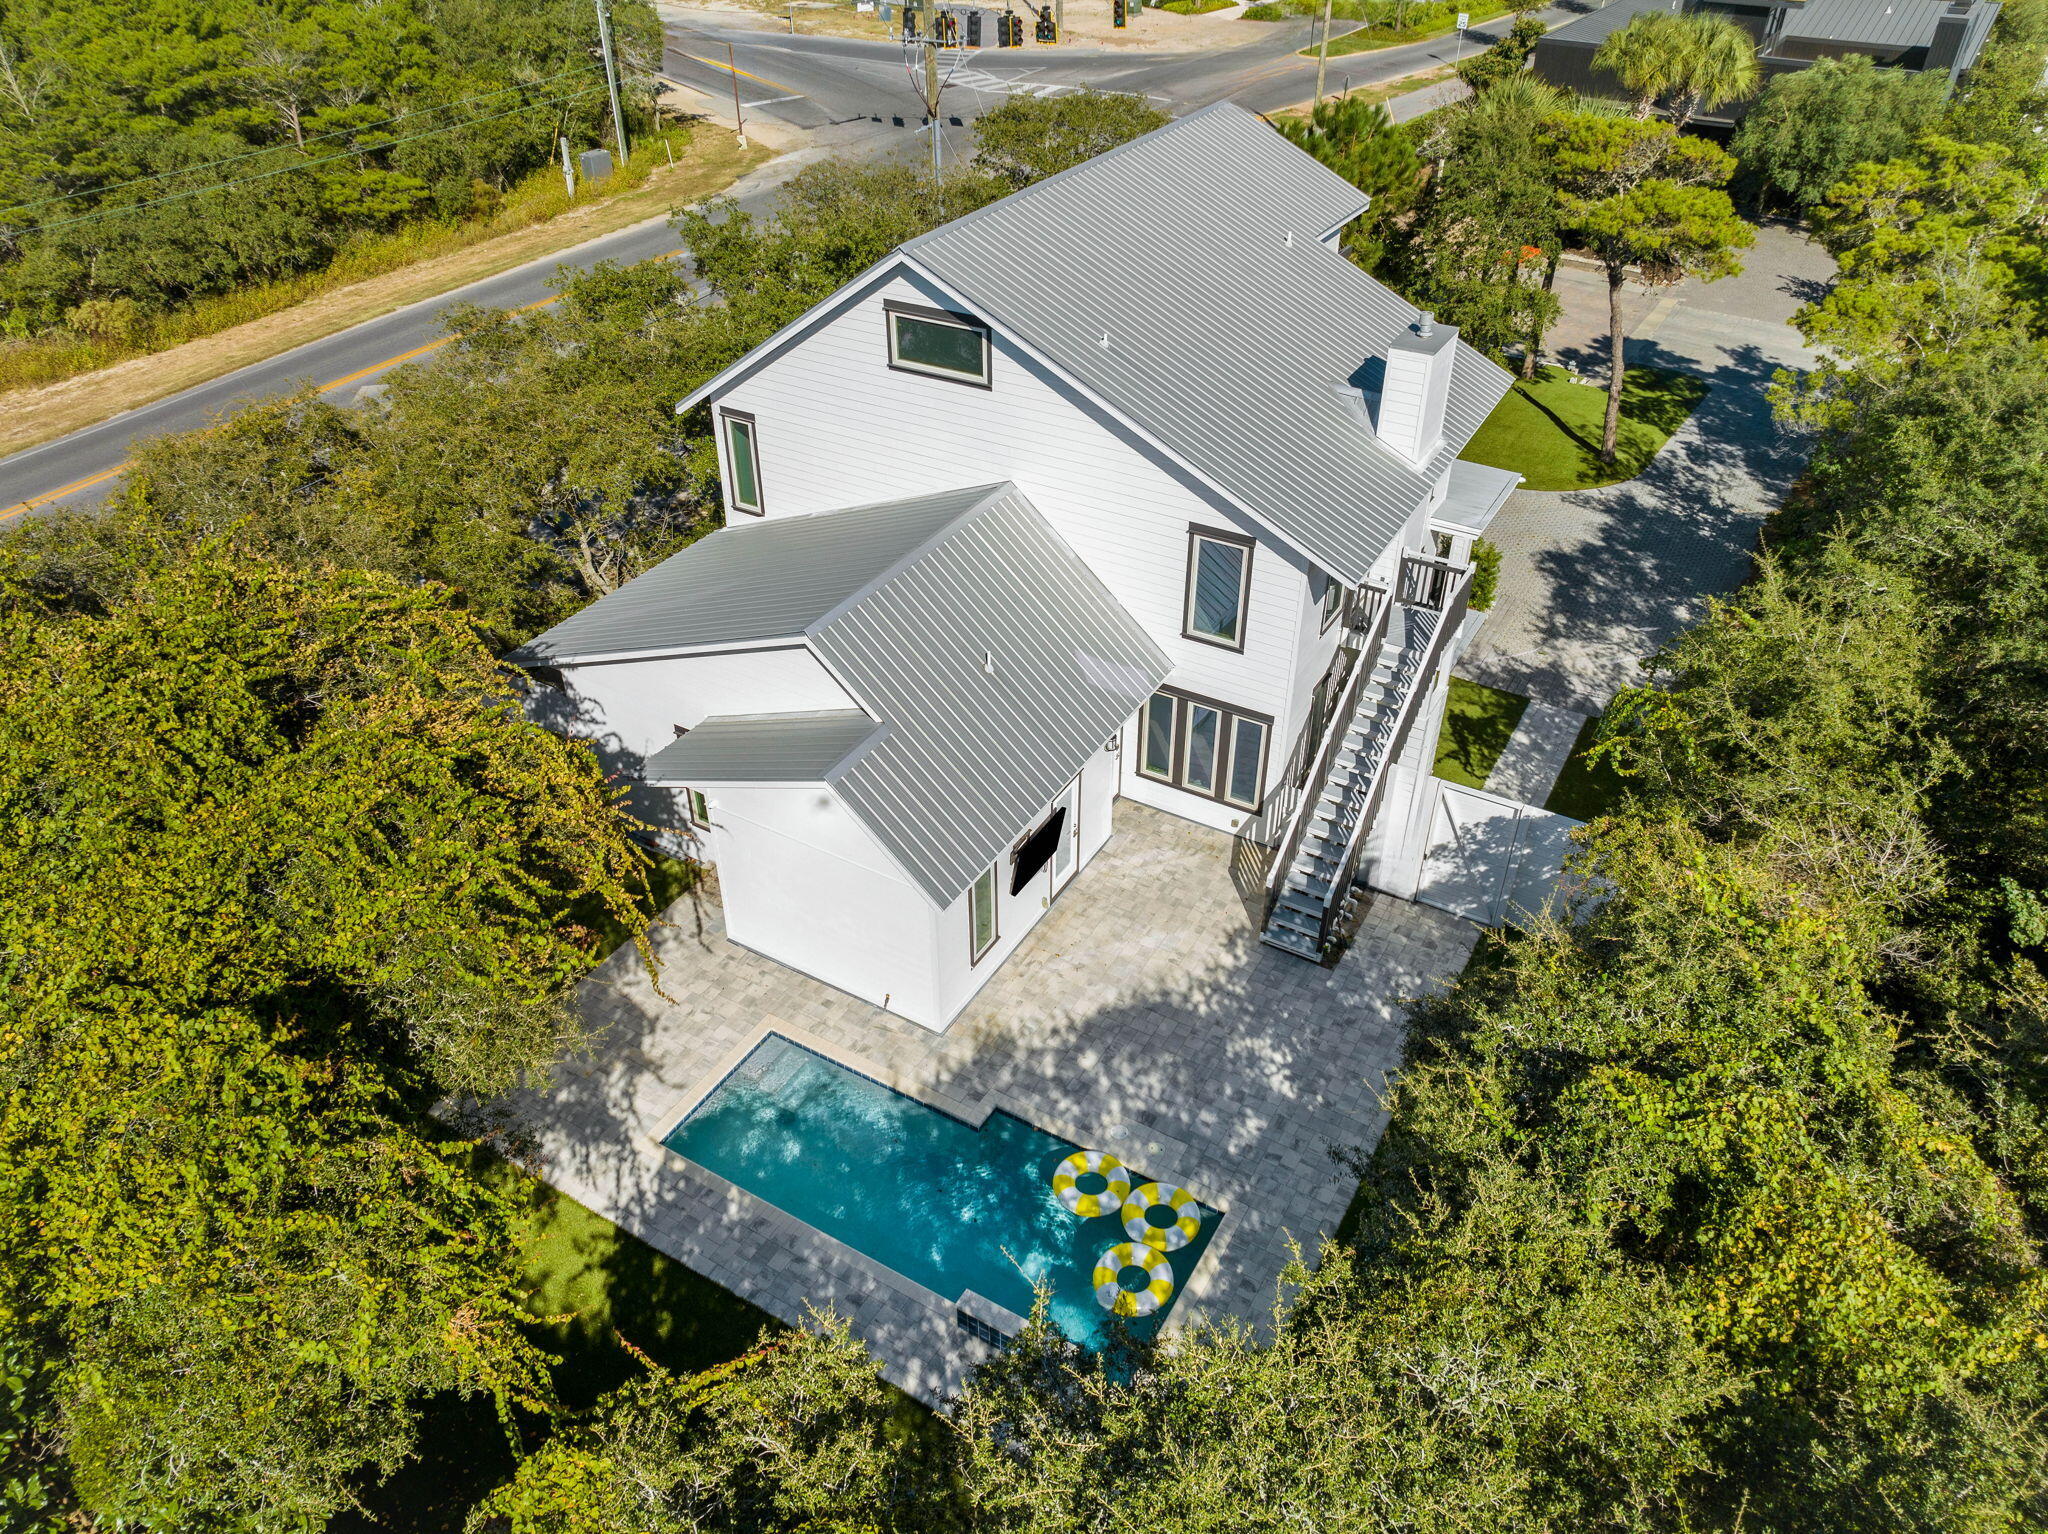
(1296, 2, 1511, 56)
(1463, 364, 1708, 492)
(335, 1154, 777, 1532)
(1544, 714, 1632, 822)
(1433, 678, 1528, 789)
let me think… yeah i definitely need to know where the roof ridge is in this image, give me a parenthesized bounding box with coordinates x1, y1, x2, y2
(802, 482, 1016, 638)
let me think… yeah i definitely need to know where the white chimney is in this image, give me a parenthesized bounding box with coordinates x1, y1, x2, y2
(1376, 313, 1457, 468)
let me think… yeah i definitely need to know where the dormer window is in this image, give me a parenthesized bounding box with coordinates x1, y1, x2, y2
(886, 300, 991, 387)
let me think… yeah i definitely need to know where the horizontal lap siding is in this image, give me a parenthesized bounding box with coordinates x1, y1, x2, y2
(720, 274, 1316, 760)
(561, 648, 857, 764)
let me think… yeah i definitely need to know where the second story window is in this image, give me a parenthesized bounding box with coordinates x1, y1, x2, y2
(886, 301, 991, 387)
(722, 409, 763, 515)
(1184, 527, 1254, 651)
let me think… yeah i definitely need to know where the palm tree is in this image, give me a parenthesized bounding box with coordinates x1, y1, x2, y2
(1593, 11, 1696, 118)
(1668, 12, 1762, 126)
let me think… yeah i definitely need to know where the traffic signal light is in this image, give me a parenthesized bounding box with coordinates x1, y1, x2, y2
(1034, 3, 1055, 40)
(999, 10, 1022, 43)
(1113, 0, 1126, 25)
(966, 8, 982, 43)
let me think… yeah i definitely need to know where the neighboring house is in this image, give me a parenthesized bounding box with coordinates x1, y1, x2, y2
(1533, 0, 2001, 124)
(510, 104, 1520, 1031)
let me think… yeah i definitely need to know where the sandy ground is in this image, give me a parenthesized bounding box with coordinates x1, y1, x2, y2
(0, 130, 770, 462)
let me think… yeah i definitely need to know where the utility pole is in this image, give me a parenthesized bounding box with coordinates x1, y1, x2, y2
(727, 39, 747, 146)
(594, 0, 630, 164)
(1314, 0, 1334, 106)
(925, 32, 941, 173)
(558, 135, 575, 197)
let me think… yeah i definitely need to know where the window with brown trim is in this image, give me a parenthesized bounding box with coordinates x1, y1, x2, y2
(1184, 526, 1254, 651)
(885, 300, 991, 387)
(721, 409, 763, 515)
(684, 789, 711, 828)
(1133, 688, 1270, 811)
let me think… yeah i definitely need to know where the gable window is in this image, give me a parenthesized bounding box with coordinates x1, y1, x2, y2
(1134, 688, 1270, 812)
(969, 864, 999, 962)
(684, 789, 711, 828)
(1184, 527, 1254, 651)
(886, 300, 991, 387)
(721, 409, 763, 515)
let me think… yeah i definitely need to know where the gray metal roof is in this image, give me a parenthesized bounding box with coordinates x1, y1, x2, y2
(817, 485, 1168, 904)
(1435, 460, 1522, 537)
(643, 711, 882, 785)
(1541, 0, 1668, 46)
(534, 484, 1169, 905)
(899, 103, 1513, 585)
(1779, 0, 1952, 48)
(507, 485, 997, 664)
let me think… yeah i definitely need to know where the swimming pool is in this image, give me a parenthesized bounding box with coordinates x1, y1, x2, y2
(662, 1034, 1221, 1347)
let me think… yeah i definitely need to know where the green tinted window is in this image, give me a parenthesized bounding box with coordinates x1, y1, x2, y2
(893, 313, 987, 381)
(725, 415, 761, 511)
(970, 866, 998, 960)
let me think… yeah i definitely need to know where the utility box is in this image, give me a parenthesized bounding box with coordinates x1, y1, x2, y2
(577, 148, 614, 184)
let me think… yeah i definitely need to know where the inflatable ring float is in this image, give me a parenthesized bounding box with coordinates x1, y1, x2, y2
(1122, 1181, 1202, 1251)
(1051, 1150, 1131, 1218)
(1094, 1242, 1175, 1317)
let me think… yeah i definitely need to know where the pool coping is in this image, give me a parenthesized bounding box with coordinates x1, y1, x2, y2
(647, 1016, 1246, 1349)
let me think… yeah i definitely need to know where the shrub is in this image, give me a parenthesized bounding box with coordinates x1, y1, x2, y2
(1470, 536, 1502, 610)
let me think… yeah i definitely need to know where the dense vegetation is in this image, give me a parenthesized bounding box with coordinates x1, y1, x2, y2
(0, 0, 659, 339)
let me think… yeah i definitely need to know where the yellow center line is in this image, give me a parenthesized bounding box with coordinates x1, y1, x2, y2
(3, 294, 564, 522)
(674, 50, 804, 96)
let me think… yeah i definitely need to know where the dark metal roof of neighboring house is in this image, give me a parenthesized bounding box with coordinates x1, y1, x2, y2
(505, 484, 1000, 663)
(1434, 460, 1523, 537)
(643, 712, 883, 785)
(1533, 0, 1670, 48)
(526, 484, 1171, 906)
(1778, 0, 1955, 47)
(899, 103, 1513, 586)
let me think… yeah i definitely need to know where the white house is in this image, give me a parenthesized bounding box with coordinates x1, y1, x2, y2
(510, 103, 1521, 1031)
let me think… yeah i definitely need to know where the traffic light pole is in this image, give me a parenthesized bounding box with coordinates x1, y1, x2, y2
(594, 0, 630, 164)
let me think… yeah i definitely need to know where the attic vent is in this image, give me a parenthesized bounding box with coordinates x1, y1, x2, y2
(1099, 330, 1111, 348)
(1284, 230, 1294, 248)
(983, 649, 996, 675)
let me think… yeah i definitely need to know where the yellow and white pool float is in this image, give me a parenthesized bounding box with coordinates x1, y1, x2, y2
(1051, 1149, 1131, 1218)
(1093, 1242, 1175, 1316)
(1121, 1181, 1201, 1251)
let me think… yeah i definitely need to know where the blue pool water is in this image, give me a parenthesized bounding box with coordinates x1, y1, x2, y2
(662, 1034, 1221, 1346)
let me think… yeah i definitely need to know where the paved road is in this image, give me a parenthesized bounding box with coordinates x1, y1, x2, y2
(0, 7, 1561, 519)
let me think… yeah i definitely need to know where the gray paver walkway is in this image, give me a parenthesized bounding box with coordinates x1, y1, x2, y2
(1459, 225, 1834, 712)
(502, 800, 1475, 1404)
(1483, 698, 1588, 806)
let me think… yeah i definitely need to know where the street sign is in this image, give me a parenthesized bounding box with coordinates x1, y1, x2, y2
(1456, 10, 1468, 23)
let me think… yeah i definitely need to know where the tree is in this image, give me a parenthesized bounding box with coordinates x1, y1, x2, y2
(1402, 80, 1563, 365)
(1271, 96, 1421, 269)
(1545, 114, 1748, 460)
(1593, 10, 1760, 123)
(0, 548, 657, 1526)
(1455, 12, 1547, 95)
(1731, 55, 1947, 212)
(971, 87, 1168, 187)
(472, 1320, 936, 1533)
(1943, 0, 2048, 158)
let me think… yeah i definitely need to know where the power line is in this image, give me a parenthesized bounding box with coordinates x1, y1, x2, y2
(24, 85, 610, 236)
(0, 67, 601, 222)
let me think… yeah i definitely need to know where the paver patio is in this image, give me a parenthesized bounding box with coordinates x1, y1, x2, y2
(503, 799, 1476, 1403)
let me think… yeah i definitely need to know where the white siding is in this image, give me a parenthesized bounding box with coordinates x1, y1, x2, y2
(556, 646, 858, 764)
(714, 270, 1320, 768)
(702, 784, 944, 1025)
(930, 747, 1121, 1021)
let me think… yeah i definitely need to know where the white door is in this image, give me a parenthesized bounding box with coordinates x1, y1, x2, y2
(1049, 774, 1082, 896)
(1414, 781, 1583, 926)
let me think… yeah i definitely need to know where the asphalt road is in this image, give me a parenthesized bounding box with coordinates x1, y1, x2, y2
(0, 7, 1559, 519)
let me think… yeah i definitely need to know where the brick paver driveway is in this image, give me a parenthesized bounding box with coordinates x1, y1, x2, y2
(1459, 223, 1835, 712)
(503, 801, 1475, 1403)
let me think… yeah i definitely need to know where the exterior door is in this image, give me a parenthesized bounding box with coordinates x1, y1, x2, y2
(1049, 774, 1082, 895)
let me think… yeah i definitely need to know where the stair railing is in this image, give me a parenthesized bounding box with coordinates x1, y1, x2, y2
(1250, 592, 1393, 930)
(1316, 567, 1471, 952)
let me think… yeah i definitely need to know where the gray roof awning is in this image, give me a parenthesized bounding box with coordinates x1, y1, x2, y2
(1434, 460, 1522, 537)
(643, 712, 883, 785)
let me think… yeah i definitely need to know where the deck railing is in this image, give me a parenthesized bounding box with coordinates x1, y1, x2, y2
(1228, 588, 1392, 923)
(1315, 567, 1471, 952)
